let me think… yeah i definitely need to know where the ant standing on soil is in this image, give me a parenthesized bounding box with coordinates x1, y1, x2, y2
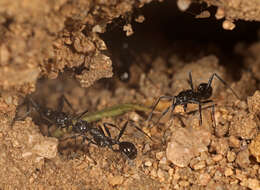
(63, 109, 154, 160)
(147, 72, 240, 126)
(28, 95, 75, 129)
(12, 95, 81, 134)
(63, 119, 138, 159)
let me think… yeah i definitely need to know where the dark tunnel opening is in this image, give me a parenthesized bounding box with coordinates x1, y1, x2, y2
(101, 0, 260, 81)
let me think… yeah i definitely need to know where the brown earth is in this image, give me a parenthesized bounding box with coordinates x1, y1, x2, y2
(1, 0, 260, 189)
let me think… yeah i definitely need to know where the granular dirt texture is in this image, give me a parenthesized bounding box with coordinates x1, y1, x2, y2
(1, 0, 260, 189)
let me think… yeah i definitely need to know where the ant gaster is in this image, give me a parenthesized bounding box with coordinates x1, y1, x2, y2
(147, 72, 240, 126)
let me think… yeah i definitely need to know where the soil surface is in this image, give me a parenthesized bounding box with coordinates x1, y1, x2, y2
(1, 0, 260, 190)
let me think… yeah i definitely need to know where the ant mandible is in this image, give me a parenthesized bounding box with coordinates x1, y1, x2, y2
(147, 72, 240, 126)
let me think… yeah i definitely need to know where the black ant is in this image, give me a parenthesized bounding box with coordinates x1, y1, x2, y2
(62, 120, 138, 160)
(12, 95, 80, 134)
(62, 108, 153, 160)
(30, 95, 75, 129)
(147, 72, 240, 126)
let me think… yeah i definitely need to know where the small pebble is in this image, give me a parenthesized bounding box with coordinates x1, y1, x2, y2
(247, 178, 260, 190)
(166, 127, 211, 167)
(229, 136, 240, 148)
(249, 133, 260, 162)
(150, 169, 157, 178)
(212, 154, 223, 162)
(229, 114, 258, 139)
(236, 149, 250, 168)
(168, 168, 174, 176)
(32, 137, 58, 159)
(108, 175, 124, 186)
(211, 138, 229, 155)
(227, 151, 236, 162)
(157, 169, 166, 181)
(247, 90, 260, 114)
(177, 0, 191, 12)
(144, 161, 152, 167)
(159, 157, 167, 165)
(215, 7, 225, 19)
(222, 20, 236, 30)
(156, 152, 164, 160)
(193, 161, 206, 170)
(143, 143, 151, 153)
(235, 169, 246, 181)
(135, 15, 145, 23)
(179, 180, 190, 187)
(198, 173, 211, 186)
(123, 24, 134, 36)
(92, 25, 104, 33)
(224, 168, 234, 177)
(195, 11, 210, 19)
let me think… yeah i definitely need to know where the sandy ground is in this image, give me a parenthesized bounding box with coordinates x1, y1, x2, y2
(1, 0, 260, 189)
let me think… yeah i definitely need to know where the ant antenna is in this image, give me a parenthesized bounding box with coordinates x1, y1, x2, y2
(73, 109, 89, 121)
(188, 71, 194, 90)
(128, 119, 154, 142)
(116, 121, 128, 141)
(207, 73, 240, 100)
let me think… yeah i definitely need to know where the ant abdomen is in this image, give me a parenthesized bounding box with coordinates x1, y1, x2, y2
(119, 141, 137, 160)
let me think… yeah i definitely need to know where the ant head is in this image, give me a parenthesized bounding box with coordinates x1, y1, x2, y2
(197, 83, 212, 99)
(119, 141, 137, 160)
(56, 112, 71, 128)
(73, 120, 88, 133)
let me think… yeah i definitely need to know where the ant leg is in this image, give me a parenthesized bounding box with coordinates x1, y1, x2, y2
(116, 121, 128, 141)
(200, 100, 216, 128)
(27, 96, 40, 112)
(155, 105, 171, 125)
(97, 125, 106, 136)
(188, 100, 203, 125)
(103, 122, 121, 131)
(128, 120, 153, 141)
(11, 97, 32, 126)
(63, 95, 76, 112)
(183, 104, 187, 112)
(208, 73, 240, 99)
(60, 134, 82, 142)
(58, 95, 76, 113)
(147, 96, 174, 122)
(57, 95, 64, 112)
(167, 103, 177, 126)
(83, 141, 97, 165)
(74, 109, 89, 120)
(176, 114, 186, 127)
(102, 123, 113, 137)
(211, 104, 216, 128)
(199, 104, 202, 125)
(188, 72, 194, 90)
(82, 135, 96, 146)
